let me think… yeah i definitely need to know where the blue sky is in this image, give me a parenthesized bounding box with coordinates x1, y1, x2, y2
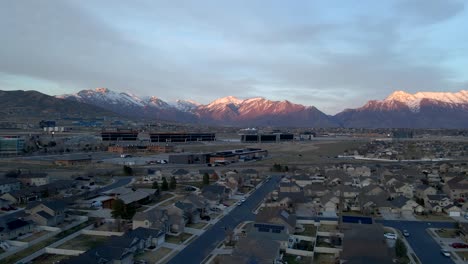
(1, 0, 467, 114)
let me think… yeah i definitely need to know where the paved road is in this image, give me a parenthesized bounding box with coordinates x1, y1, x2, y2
(167, 176, 280, 264)
(100, 176, 133, 192)
(377, 220, 456, 264)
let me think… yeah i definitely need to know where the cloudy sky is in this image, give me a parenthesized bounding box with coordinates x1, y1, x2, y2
(1, 0, 468, 114)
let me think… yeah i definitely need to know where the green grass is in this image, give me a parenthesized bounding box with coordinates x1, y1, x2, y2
(318, 224, 338, 233)
(313, 253, 337, 264)
(411, 253, 421, 264)
(135, 247, 173, 263)
(296, 224, 317, 237)
(165, 233, 193, 244)
(187, 222, 208, 229)
(31, 253, 70, 264)
(2, 220, 93, 264)
(58, 234, 109, 251)
(435, 228, 458, 238)
(283, 254, 313, 264)
(455, 251, 468, 261)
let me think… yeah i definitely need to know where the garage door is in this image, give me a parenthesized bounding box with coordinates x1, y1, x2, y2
(449, 211, 461, 217)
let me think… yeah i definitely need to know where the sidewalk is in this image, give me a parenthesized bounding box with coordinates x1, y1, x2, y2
(386, 226, 421, 264)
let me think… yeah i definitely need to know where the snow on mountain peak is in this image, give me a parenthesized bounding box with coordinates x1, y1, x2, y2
(208, 96, 243, 106)
(382, 90, 468, 112)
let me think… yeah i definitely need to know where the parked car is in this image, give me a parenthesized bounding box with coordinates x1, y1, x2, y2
(200, 215, 211, 221)
(237, 201, 243, 206)
(451, 243, 468, 248)
(384, 233, 397, 240)
(241, 198, 246, 202)
(403, 230, 410, 237)
(441, 249, 451, 257)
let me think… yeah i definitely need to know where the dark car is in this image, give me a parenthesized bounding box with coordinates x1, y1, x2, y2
(200, 215, 211, 221)
(451, 243, 468, 248)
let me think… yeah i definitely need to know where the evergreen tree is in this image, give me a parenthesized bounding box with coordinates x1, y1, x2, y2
(111, 199, 125, 219)
(152, 181, 160, 195)
(170, 176, 177, 190)
(395, 238, 407, 258)
(203, 173, 210, 185)
(161, 177, 169, 191)
(123, 165, 133, 175)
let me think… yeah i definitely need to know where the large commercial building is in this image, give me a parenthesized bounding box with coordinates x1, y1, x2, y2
(101, 130, 139, 141)
(240, 133, 294, 143)
(149, 132, 216, 143)
(0, 136, 25, 156)
(168, 148, 267, 164)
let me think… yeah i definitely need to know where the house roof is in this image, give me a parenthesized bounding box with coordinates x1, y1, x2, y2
(447, 176, 468, 190)
(133, 207, 167, 222)
(0, 178, 20, 185)
(37, 210, 54, 220)
(26, 200, 67, 211)
(427, 194, 449, 201)
(119, 190, 150, 205)
(390, 196, 409, 208)
(172, 168, 190, 175)
(255, 207, 296, 229)
(17, 173, 48, 179)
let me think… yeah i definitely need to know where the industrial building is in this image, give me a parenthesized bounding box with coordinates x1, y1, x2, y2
(101, 129, 139, 141)
(0, 136, 25, 156)
(108, 144, 174, 154)
(240, 133, 294, 143)
(149, 132, 216, 142)
(168, 148, 268, 165)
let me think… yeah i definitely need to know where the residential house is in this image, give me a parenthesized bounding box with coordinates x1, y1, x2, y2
(361, 185, 384, 196)
(0, 216, 34, 240)
(201, 184, 228, 206)
(63, 227, 165, 264)
(303, 184, 328, 198)
(0, 178, 20, 194)
(279, 182, 301, 193)
(444, 176, 468, 200)
(389, 196, 421, 214)
(26, 200, 67, 226)
(319, 193, 340, 213)
(249, 207, 296, 249)
(425, 194, 453, 213)
(444, 204, 463, 217)
(391, 181, 414, 198)
(132, 208, 169, 232)
(18, 173, 49, 186)
(166, 205, 186, 234)
(415, 185, 437, 200)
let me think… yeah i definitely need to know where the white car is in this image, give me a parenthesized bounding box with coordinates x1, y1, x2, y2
(241, 198, 246, 202)
(384, 233, 397, 240)
(441, 249, 451, 257)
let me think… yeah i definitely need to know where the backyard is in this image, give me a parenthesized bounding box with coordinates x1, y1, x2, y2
(165, 233, 193, 244)
(318, 224, 338, 233)
(456, 251, 468, 262)
(283, 254, 313, 264)
(58, 234, 109, 251)
(297, 224, 317, 237)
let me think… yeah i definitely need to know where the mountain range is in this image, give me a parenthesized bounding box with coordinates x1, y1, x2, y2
(2, 88, 468, 128)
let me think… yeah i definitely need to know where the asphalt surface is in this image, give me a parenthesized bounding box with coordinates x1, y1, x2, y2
(167, 175, 281, 264)
(377, 220, 456, 264)
(99, 176, 133, 192)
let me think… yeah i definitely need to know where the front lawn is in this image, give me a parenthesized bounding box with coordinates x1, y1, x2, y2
(187, 222, 208, 229)
(455, 251, 468, 261)
(435, 228, 458, 238)
(135, 247, 173, 262)
(318, 224, 338, 233)
(165, 233, 193, 244)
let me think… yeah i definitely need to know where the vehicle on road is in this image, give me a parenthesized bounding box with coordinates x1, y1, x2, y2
(241, 198, 246, 202)
(403, 230, 410, 237)
(441, 249, 451, 257)
(384, 233, 397, 240)
(451, 242, 468, 248)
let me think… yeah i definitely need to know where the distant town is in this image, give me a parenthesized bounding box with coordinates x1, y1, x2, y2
(0, 119, 467, 264)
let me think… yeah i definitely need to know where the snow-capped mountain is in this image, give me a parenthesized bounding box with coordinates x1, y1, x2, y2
(57, 89, 337, 127)
(57, 88, 468, 128)
(335, 90, 468, 128)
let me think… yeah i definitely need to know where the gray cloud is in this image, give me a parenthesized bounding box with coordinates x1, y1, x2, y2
(0, 0, 467, 114)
